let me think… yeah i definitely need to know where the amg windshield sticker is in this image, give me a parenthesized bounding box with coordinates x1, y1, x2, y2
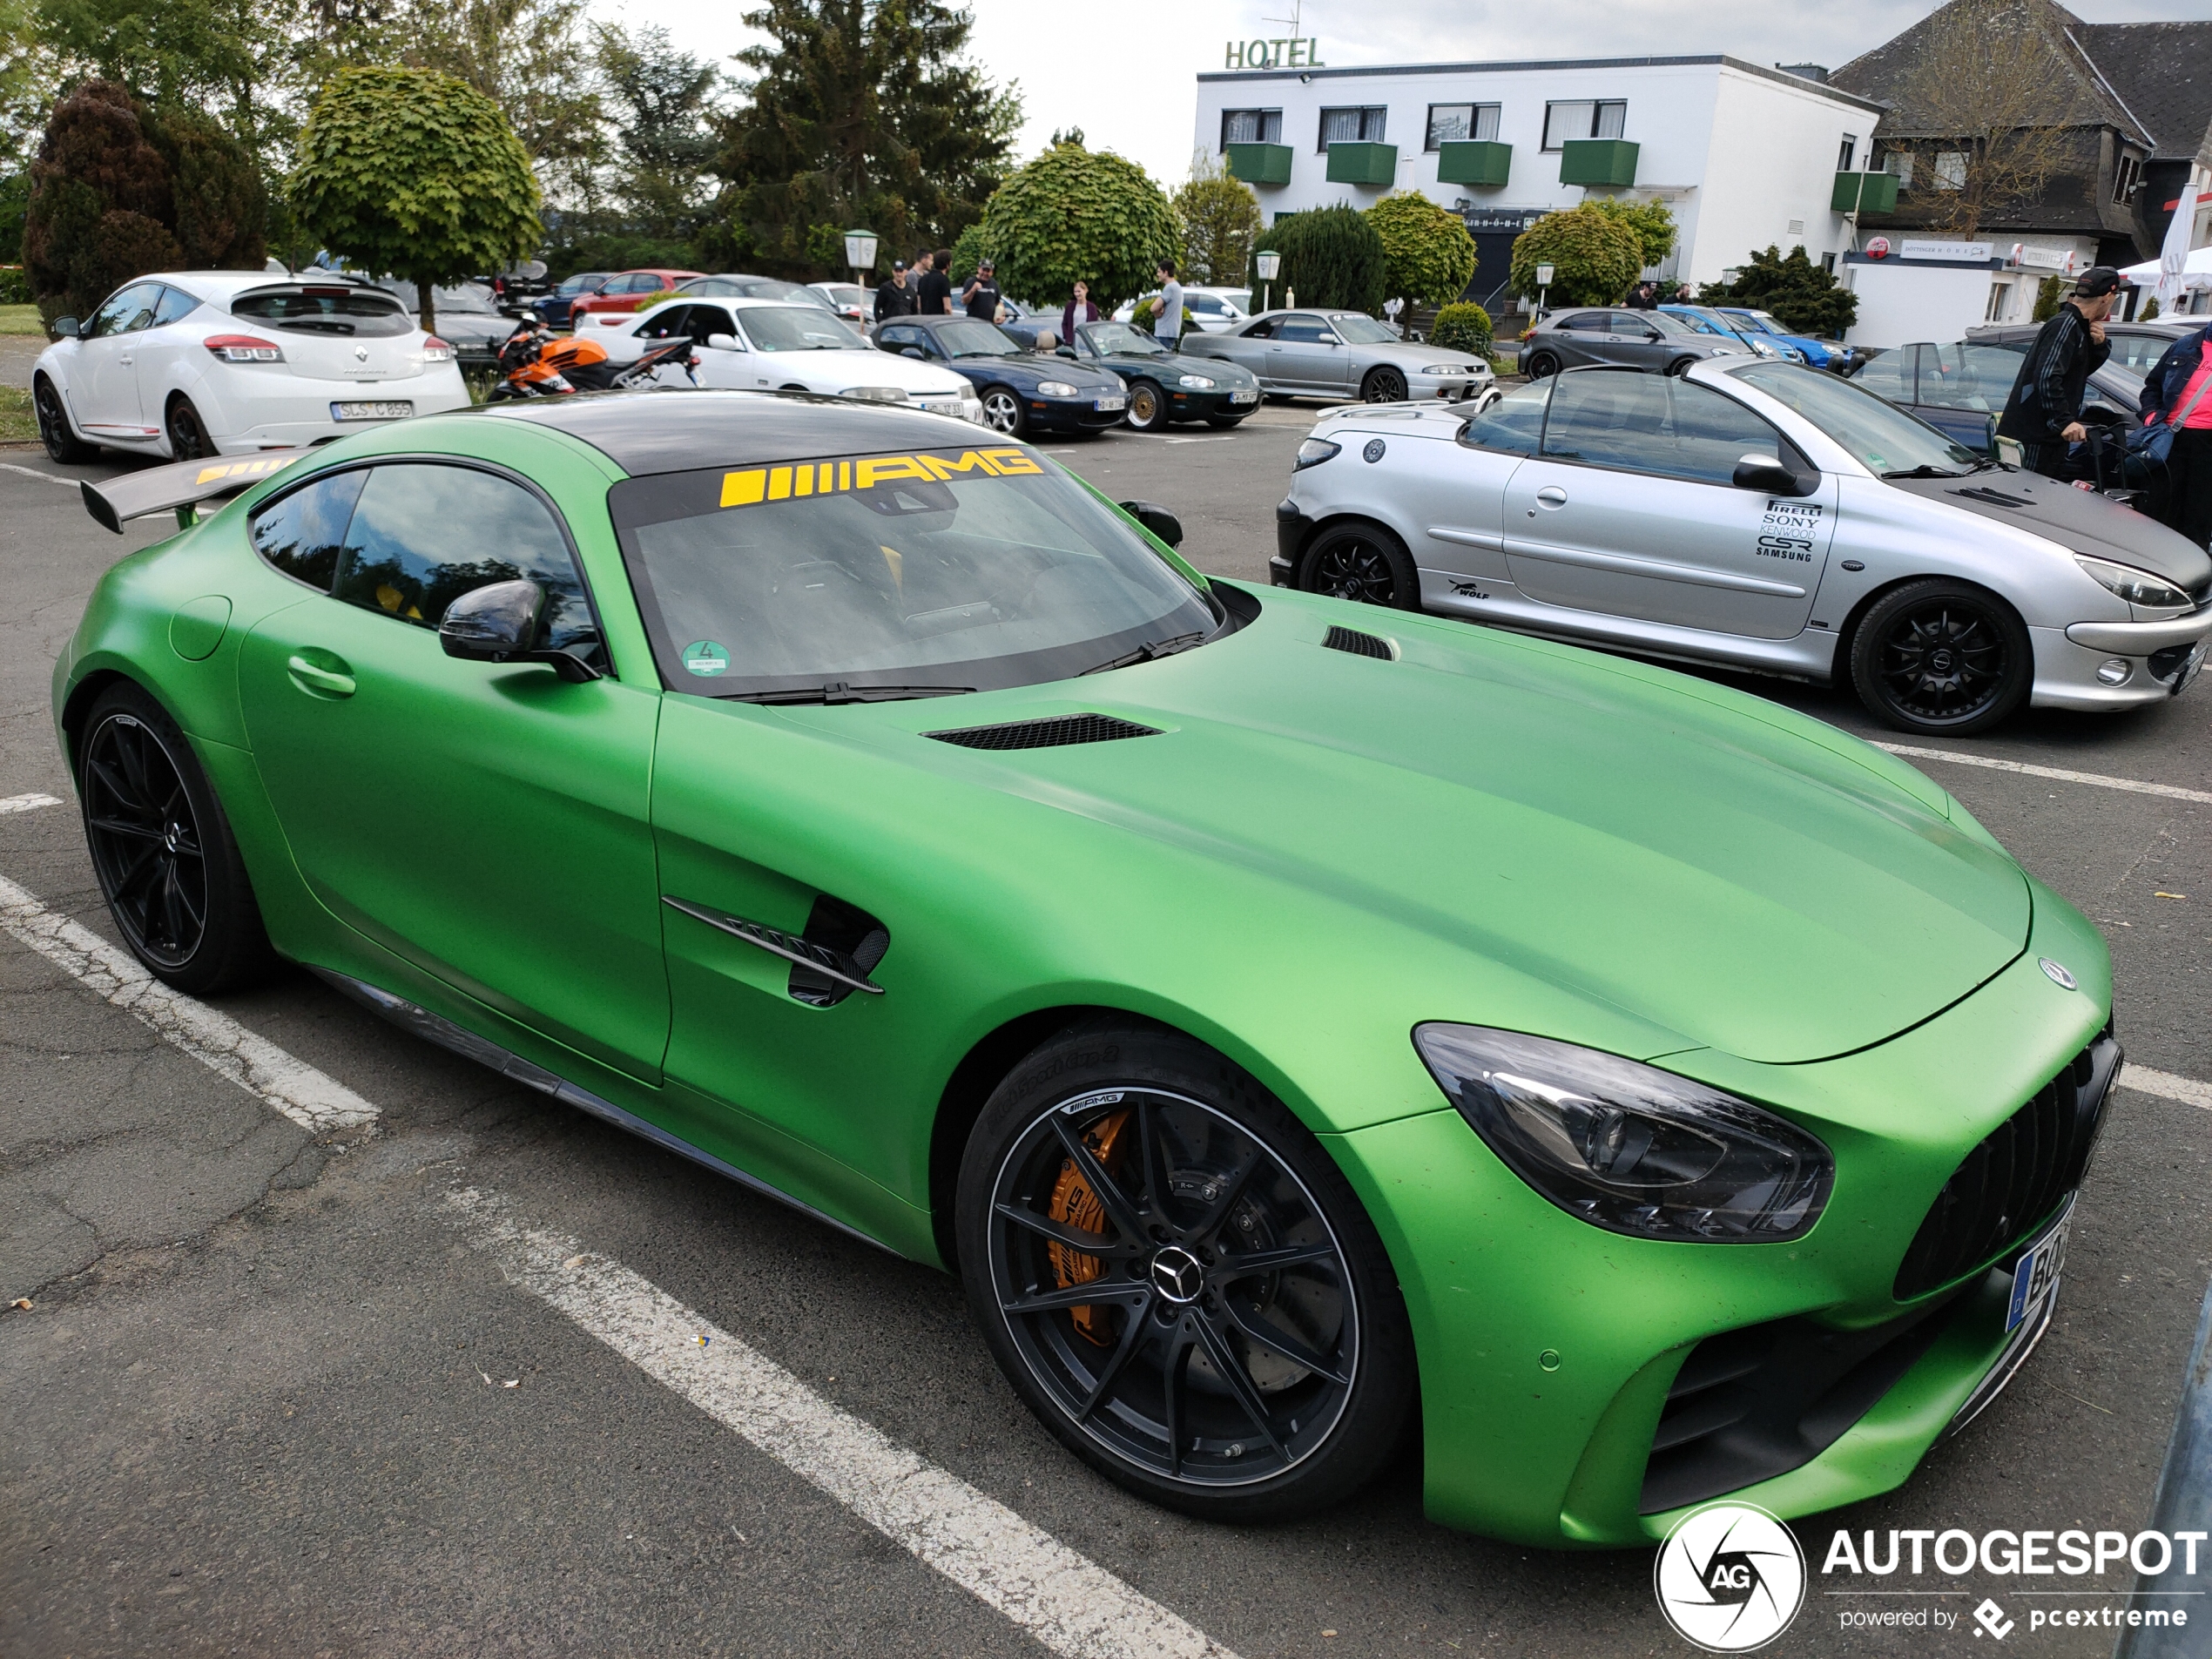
(718, 447, 1042, 509)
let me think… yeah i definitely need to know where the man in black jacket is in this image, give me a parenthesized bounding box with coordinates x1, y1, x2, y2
(1996, 266, 2120, 479)
(874, 259, 914, 320)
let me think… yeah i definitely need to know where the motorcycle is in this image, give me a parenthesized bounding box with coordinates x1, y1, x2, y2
(486, 322, 698, 401)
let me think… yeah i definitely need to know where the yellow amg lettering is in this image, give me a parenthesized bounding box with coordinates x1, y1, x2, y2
(767, 467, 792, 500)
(919, 450, 1001, 480)
(982, 448, 1041, 475)
(838, 461, 851, 492)
(855, 455, 934, 489)
(719, 469, 767, 507)
(793, 462, 813, 496)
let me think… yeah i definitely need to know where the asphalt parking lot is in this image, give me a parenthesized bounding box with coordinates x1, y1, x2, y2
(2, 407, 2209, 1659)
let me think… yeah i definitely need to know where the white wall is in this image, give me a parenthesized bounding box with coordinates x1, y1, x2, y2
(1842, 263, 2005, 348)
(1691, 66, 1866, 287)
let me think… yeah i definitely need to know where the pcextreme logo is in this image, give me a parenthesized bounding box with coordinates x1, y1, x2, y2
(1656, 1502, 1808, 1652)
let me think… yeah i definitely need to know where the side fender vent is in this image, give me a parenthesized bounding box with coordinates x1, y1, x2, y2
(926, 712, 1163, 751)
(1323, 624, 1395, 660)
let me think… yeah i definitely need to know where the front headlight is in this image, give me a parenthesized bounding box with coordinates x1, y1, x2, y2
(1420, 365, 1461, 375)
(840, 386, 907, 402)
(1413, 1024, 1833, 1242)
(1293, 436, 1340, 470)
(1035, 380, 1078, 397)
(2075, 555, 2193, 609)
(1710, 345, 1739, 356)
(1177, 374, 1217, 389)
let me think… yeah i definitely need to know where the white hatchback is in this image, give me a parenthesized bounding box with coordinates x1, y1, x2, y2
(597, 295, 982, 422)
(32, 272, 470, 463)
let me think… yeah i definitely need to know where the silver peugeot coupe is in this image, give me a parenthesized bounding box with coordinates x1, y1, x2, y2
(1273, 361, 2212, 733)
(1182, 308, 1496, 406)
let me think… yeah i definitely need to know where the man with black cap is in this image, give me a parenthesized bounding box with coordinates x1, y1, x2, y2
(961, 258, 1002, 321)
(875, 258, 914, 320)
(1997, 266, 2120, 481)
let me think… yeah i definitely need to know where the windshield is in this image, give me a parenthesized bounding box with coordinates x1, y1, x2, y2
(738, 307, 869, 352)
(1646, 310, 1698, 336)
(937, 320, 1022, 358)
(1737, 362, 1983, 476)
(1330, 315, 1399, 344)
(1666, 310, 1728, 337)
(1216, 290, 1251, 311)
(610, 444, 1217, 698)
(232, 286, 413, 337)
(1082, 321, 1166, 355)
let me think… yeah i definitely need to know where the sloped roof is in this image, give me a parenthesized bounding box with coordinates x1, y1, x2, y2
(1831, 0, 2148, 142)
(2076, 20, 2212, 161)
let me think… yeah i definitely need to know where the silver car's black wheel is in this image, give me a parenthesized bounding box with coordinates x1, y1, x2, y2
(979, 387, 1027, 437)
(1848, 579, 2032, 736)
(1299, 521, 1418, 610)
(1359, 366, 1406, 403)
(957, 1020, 1413, 1522)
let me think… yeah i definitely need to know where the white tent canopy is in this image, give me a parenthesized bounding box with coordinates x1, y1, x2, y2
(2121, 246, 2212, 290)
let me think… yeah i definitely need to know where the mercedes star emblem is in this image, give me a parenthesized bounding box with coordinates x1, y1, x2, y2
(1149, 1245, 1204, 1305)
(2040, 958, 2077, 990)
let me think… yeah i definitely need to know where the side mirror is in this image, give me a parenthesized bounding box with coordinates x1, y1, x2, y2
(705, 332, 740, 351)
(1731, 454, 1809, 496)
(51, 316, 80, 339)
(1056, 346, 1077, 358)
(900, 346, 926, 360)
(1118, 499, 1184, 549)
(439, 579, 601, 682)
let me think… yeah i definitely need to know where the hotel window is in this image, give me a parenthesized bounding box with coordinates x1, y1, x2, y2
(2113, 151, 2142, 206)
(1541, 99, 1625, 151)
(1220, 108, 1283, 149)
(1884, 150, 1914, 188)
(1319, 106, 1387, 150)
(1426, 103, 1501, 150)
(1838, 135, 1858, 172)
(1934, 152, 1967, 191)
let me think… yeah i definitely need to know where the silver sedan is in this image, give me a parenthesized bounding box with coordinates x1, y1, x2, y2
(1273, 360, 2212, 734)
(1181, 308, 1495, 404)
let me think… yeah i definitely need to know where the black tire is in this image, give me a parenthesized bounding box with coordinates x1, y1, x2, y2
(34, 374, 95, 463)
(956, 1018, 1414, 1523)
(1204, 415, 1246, 429)
(979, 385, 1028, 437)
(1847, 578, 2033, 736)
(165, 395, 215, 461)
(1525, 352, 1561, 380)
(1664, 355, 1696, 377)
(1298, 520, 1419, 610)
(78, 682, 275, 994)
(1263, 392, 1291, 405)
(1125, 380, 1168, 431)
(1359, 366, 1407, 403)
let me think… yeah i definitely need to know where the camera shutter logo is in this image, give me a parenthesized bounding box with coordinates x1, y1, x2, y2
(1653, 1501, 1806, 1652)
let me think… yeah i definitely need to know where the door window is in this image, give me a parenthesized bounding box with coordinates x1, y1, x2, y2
(1557, 312, 1610, 334)
(1274, 315, 1335, 343)
(88, 283, 163, 336)
(1240, 317, 1278, 339)
(331, 463, 598, 654)
(1910, 343, 2020, 412)
(636, 304, 694, 341)
(1458, 380, 1548, 454)
(249, 469, 369, 592)
(1541, 371, 1784, 484)
(2107, 332, 2173, 377)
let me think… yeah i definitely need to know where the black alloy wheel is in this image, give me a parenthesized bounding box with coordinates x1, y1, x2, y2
(1848, 578, 2032, 736)
(1298, 521, 1419, 610)
(1125, 380, 1167, 431)
(1525, 351, 1561, 380)
(1664, 355, 1696, 377)
(35, 374, 94, 463)
(166, 395, 214, 461)
(78, 684, 273, 992)
(979, 386, 1027, 437)
(1360, 366, 1407, 403)
(958, 1021, 1413, 1521)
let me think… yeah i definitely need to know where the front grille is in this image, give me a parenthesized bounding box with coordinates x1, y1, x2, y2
(1892, 1031, 2119, 1301)
(924, 712, 1163, 752)
(1322, 624, 1393, 659)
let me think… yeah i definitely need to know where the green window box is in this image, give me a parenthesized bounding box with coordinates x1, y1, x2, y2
(1325, 142, 1399, 186)
(1558, 138, 1639, 189)
(1436, 140, 1512, 187)
(1831, 171, 1899, 213)
(1225, 143, 1294, 187)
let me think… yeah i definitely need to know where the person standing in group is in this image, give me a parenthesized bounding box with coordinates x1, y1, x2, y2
(962, 259, 1001, 321)
(1062, 279, 1099, 350)
(874, 259, 914, 320)
(1147, 260, 1184, 346)
(1623, 280, 1659, 310)
(914, 250, 953, 317)
(2142, 313, 2212, 547)
(1996, 266, 2121, 481)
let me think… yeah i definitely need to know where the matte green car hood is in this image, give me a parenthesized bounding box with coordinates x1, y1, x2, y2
(882, 594, 2028, 1067)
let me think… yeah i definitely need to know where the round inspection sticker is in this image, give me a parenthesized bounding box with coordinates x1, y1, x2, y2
(681, 640, 730, 677)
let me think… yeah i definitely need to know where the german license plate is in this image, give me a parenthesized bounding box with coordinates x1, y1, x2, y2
(331, 401, 413, 421)
(1095, 395, 1126, 412)
(1231, 388, 1258, 403)
(2005, 1209, 2070, 1332)
(2172, 639, 2207, 697)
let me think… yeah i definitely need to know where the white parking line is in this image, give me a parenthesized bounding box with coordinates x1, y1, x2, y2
(0, 870, 1239, 1659)
(0, 792, 62, 814)
(2122, 1066, 2212, 1113)
(0, 461, 79, 486)
(1873, 744, 2212, 807)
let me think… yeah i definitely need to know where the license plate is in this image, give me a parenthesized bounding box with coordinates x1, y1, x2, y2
(331, 401, 413, 421)
(1096, 396, 1126, 412)
(2005, 1209, 2070, 1332)
(2173, 639, 2208, 697)
(1231, 388, 1258, 403)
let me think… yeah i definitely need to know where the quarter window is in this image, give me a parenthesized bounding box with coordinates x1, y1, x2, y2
(152, 286, 199, 327)
(1542, 100, 1625, 151)
(249, 469, 369, 592)
(1458, 380, 1548, 454)
(1221, 108, 1283, 148)
(1540, 371, 1786, 486)
(1426, 103, 1501, 149)
(1318, 106, 1386, 151)
(637, 304, 696, 341)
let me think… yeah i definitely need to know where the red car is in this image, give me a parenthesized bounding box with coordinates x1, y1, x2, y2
(567, 269, 705, 323)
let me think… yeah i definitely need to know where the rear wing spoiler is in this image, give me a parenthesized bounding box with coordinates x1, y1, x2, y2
(81, 450, 307, 535)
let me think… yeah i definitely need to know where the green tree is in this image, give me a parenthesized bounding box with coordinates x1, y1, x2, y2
(709, 0, 1021, 278)
(978, 137, 1176, 314)
(948, 219, 989, 286)
(1582, 195, 1676, 271)
(2030, 273, 2063, 321)
(152, 104, 266, 266)
(1170, 152, 1258, 287)
(1507, 204, 1642, 307)
(1265, 202, 1386, 313)
(590, 22, 719, 241)
(1697, 244, 1857, 337)
(395, 0, 601, 192)
(290, 66, 540, 334)
(1430, 301, 1491, 354)
(1366, 191, 1475, 325)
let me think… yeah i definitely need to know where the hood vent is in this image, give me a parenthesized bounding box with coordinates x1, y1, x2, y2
(1323, 624, 1394, 660)
(926, 712, 1163, 751)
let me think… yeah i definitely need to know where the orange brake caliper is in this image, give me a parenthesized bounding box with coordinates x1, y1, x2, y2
(1046, 1109, 1132, 1345)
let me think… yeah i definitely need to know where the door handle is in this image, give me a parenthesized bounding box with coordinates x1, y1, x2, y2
(118, 354, 133, 367)
(1535, 486, 1569, 508)
(286, 653, 356, 698)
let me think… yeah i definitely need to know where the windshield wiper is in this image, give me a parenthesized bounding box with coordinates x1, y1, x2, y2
(729, 682, 976, 705)
(1881, 464, 1969, 480)
(1078, 631, 1209, 676)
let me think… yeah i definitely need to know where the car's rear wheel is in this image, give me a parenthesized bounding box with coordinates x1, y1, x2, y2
(1359, 366, 1407, 403)
(957, 1019, 1413, 1522)
(165, 395, 215, 461)
(78, 683, 274, 993)
(1298, 521, 1419, 610)
(1848, 579, 2033, 736)
(1126, 380, 1167, 431)
(34, 374, 94, 463)
(979, 386, 1028, 437)
(1525, 352, 1561, 380)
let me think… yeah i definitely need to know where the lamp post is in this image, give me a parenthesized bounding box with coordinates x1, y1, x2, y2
(1534, 262, 1554, 320)
(843, 228, 880, 290)
(1255, 249, 1281, 314)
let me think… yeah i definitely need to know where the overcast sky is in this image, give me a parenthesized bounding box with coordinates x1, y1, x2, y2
(601, 0, 2209, 187)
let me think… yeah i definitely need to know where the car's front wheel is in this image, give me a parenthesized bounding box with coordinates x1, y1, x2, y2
(1359, 366, 1407, 403)
(1126, 380, 1168, 431)
(1525, 351, 1561, 380)
(1298, 520, 1419, 610)
(165, 395, 215, 461)
(1848, 578, 2033, 735)
(979, 386, 1027, 437)
(34, 374, 95, 463)
(957, 1019, 1414, 1522)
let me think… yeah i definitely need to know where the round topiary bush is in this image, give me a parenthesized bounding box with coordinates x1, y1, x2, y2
(1264, 203, 1386, 314)
(1431, 301, 1492, 354)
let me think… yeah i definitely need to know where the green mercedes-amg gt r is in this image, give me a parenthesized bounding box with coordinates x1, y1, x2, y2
(52, 390, 2116, 1547)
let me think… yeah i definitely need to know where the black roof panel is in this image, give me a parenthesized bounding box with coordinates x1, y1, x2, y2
(481, 388, 981, 476)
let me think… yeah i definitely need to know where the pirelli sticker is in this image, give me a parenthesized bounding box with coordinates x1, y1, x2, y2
(719, 447, 1042, 509)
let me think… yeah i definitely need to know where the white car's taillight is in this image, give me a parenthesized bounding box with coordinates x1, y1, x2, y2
(422, 336, 455, 362)
(206, 334, 284, 363)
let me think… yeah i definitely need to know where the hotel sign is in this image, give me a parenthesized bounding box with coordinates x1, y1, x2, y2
(1224, 37, 1325, 69)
